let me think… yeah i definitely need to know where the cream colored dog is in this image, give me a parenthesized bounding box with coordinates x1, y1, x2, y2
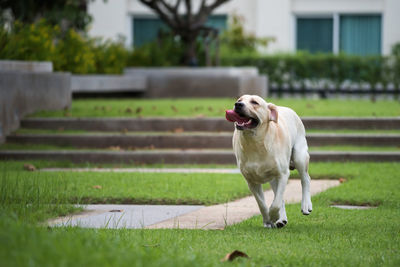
(225, 95, 312, 228)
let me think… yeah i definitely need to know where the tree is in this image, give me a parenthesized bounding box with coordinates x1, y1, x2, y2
(138, 0, 231, 66)
(0, 0, 94, 30)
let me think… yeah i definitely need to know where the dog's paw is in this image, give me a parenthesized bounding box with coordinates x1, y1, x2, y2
(275, 219, 287, 228)
(301, 199, 313, 215)
(263, 222, 275, 229)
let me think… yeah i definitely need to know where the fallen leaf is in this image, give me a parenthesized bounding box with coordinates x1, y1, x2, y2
(64, 112, 71, 117)
(196, 114, 205, 118)
(125, 107, 133, 113)
(171, 105, 178, 112)
(208, 106, 213, 112)
(221, 250, 249, 262)
(149, 145, 155, 150)
(57, 127, 64, 132)
(23, 163, 36, 171)
(173, 127, 184, 133)
(152, 106, 157, 111)
(136, 107, 142, 114)
(92, 185, 102, 189)
(306, 103, 314, 109)
(339, 177, 347, 183)
(121, 128, 128, 134)
(109, 146, 121, 151)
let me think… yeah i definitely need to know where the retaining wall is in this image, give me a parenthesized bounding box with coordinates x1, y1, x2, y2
(0, 63, 71, 142)
(124, 67, 267, 98)
(71, 74, 147, 93)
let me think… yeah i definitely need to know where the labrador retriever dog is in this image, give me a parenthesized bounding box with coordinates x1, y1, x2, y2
(225, 95, 312, 228)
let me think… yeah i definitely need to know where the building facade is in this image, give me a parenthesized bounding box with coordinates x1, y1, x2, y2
(88, 0, 400, 55)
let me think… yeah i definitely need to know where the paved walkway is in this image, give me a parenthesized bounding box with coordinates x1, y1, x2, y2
(48, 179, 339, 229)
(147, 179, 339, 229)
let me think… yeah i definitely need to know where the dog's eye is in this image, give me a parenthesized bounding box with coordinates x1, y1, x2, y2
(251, 100, 259, 105)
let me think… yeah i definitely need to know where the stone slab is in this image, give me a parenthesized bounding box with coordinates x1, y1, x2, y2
(71, 74, 147, 93)
(1, 150, 400, 163)
(0, 71, 71, 142)
(330, 205, 377, 210)
(0, 60, 53, 72)
(48, 204, 203, 229)
(8, 133, 400, 148)
(147, 179, 340, 229)
(20, 117, 400, 132)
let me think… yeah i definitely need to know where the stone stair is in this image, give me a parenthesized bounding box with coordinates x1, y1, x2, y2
(1, 117, 399, 164)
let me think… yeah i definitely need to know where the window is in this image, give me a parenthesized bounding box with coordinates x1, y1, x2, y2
(133, 15, 227, 47)
(340, 15, 381, 56)
(297, 18, 333, 53)
(296, 14, 382, 55)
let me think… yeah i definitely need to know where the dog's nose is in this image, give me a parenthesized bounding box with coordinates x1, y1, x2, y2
(235, 102, 244, 109)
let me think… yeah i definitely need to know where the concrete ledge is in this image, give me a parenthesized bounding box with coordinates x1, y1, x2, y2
(20, 117, 400, 132)
(124, 67, 267, 98)
(7, 133, 400, 148)
(0, 60, 53, 72)
(0, 150, 399, 164)
(0, 71, 71, 142)
(71, 74, 147, 93)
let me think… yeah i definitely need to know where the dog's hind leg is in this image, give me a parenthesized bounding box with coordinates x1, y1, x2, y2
(270, 178, 288, 228)
(293, 138, 313, 215)
(247, 182, 273, 228)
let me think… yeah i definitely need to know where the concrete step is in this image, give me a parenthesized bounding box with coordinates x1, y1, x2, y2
(21, 117, 400, 132)
(1, 150, 399, 164)
(7, 133, 400, 148)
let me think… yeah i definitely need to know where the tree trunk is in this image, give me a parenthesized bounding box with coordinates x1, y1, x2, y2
(183, 37, 198, 66)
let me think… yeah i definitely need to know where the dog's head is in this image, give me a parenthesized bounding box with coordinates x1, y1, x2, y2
(225, 95, 278, 131)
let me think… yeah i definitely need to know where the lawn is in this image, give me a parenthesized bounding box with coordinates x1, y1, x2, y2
(29, 98, 400, 118)
(0, 161, 399, 266)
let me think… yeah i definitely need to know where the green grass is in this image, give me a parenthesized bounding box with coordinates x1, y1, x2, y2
(0, 162, 399, 266)
(29, 98, 400, 118)
(0, 161, 260, 207)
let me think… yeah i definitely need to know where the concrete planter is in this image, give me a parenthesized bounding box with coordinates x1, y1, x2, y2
(71, 74, 147, 93)
(124, 67, 268, 98)
(0, 60, 70, 142)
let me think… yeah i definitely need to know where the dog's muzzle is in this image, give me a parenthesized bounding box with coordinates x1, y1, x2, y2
(225, 107, 259, 130)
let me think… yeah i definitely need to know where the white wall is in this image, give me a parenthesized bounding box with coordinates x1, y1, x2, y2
(87, 0, 400, 54)
(88, 0, 128, 43)
(383, 0, 400, 54)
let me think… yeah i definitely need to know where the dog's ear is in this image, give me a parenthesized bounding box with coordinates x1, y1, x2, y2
(268, 104, 278, 123)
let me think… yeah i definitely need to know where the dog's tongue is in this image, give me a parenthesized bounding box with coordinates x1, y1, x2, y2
(225, 110, 249, 123)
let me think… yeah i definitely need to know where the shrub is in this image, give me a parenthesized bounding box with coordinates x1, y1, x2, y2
(0, 20, 58, 61)
(92, 37, 129, 74)
(0, 20, 130, 74)
(53, 29, 96, 74)
(221, 52, 394, 90)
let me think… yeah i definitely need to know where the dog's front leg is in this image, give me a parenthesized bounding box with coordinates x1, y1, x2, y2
(269, 171, 290, 225)
(247, 182, 274, 228)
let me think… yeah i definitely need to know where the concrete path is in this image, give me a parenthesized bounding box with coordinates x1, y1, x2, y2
(48, 204, 204, 229)
(147, 179, 340, 230)
(48, 179, 339, 230)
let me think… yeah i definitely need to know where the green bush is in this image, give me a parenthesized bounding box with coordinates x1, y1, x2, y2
(0, 20, 129, 74)
(54, 29, 96, 74)
(221, 52, 396, 90)
(92, 37, 129, 74)
(0, 20, 58, 61)
(127, 32, 184, 67)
